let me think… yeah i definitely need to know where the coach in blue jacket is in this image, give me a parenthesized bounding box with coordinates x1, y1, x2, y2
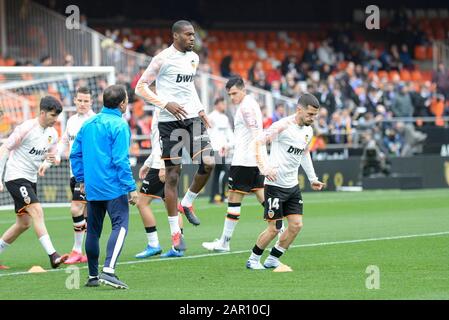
(70, 84, 138, 289)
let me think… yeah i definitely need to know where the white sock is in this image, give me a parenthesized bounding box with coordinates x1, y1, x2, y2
(146, 231, 159, 247)
(249, 252, 262, 261)
(181, 189, 198, 207)
(73, 231, 85, 253)
(39, 234, 56, 255)
(0, 239, 10, 254)
(168, 216, 181, 236)
(221, 204, 241, 243)
(221, 219, 238, 243)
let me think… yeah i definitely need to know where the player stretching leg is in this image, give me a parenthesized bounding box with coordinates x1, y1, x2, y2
(136, 20, 215, 254)
(0, 96, 68, 269)
(246, 93, 325, 270)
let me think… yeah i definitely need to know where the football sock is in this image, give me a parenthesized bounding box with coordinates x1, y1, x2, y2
(181, 189, 198, 207)
(39, 234, 56, 255)
(221, 203, 241, 243)
(168, 216, 181, 235)
(145, 226, 159, 247)
(0, 239, 10, 254)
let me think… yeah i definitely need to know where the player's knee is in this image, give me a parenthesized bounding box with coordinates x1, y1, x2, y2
(289, 220, 303, 234)
(18, 220, 31, 231)
(136, 198, 148, 210)
(165, 168, 180, 186)
(27, 206, 44, 220)
(267, 223, 280, 236)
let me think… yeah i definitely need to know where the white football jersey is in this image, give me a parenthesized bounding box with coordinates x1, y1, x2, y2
(58, 110, 96, 176)
(139, 45, 203, 122)
(207, 110, 234, 152)
(4, 118, 59, 183)
(231, 95, 263, 167)
(263, 115, 316, 188)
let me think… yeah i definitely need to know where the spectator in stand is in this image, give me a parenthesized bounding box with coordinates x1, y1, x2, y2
(302, 42, 318, 70)
(39, 55, 52, 66)
(391, 83, 414, 117)
(270, 80, 282, 99)
(329, 111, 347, 144)
(136, 37, 152, 55)
(399, 44, 413, 70)
(281, 73, 297, 98)
(271, 103, 286, 123)
(64, 54, 74, 66)
(266, 62, 282, 85)
(220, 55, 234, 79)
(410, 81, 432, 117)
(317, 40, 337, 67)
(432, 63, 449, 99)
(248, 61, 269, 90)
(281, 55, 300, 77)
(389, 45, 402, 71)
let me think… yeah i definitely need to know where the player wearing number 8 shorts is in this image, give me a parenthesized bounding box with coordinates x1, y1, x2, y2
(0, 96, 68, 269)
(246, 93, 325, 270)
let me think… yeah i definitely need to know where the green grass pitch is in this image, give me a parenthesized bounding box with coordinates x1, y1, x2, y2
(0, 189, 448, 300)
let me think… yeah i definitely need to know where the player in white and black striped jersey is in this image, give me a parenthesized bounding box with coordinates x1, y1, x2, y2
(246, 93, 325, 270)
(0, 96, 68, 269)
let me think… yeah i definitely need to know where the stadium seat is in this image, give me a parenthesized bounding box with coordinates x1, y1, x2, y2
(414, 45, 427, 60)
(411, 70, 422, 81)
(400, 70, 411, 81)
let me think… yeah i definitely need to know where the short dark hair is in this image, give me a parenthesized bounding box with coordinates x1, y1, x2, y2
(214, 97, 225, 106)
(298, 93, 320, 109)
(40, 96, 63, 114)
(103, 85, 127, 108)
(76, 86, 91, 96)
(225, 76, 245, 91)
(172, 20, 193, 34)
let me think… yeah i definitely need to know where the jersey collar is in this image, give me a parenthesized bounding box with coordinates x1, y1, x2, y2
(101, 107, 122, 117)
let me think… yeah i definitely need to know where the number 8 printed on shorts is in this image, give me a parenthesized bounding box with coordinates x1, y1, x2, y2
(20, 186, 31, 204)
(20, 186, 29, 197)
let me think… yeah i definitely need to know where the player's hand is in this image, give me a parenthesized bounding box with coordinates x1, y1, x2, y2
(311, 180, 325, 191)
(79, 182, 85, 194)
(165, 102, 188, 121)
(45, 153, 60, 165)
(158, 168, 166, 183)
(139, 165, 150, 179)
(0, 181, 4, 192)
(264, 166, 277, 182)
(38, 161, 50, 176)
(129, 191, 139, 206)
(198, 110, 211, 129)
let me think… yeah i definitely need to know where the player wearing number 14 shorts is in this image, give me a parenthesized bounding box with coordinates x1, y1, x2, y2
(246, 93, 325, 270)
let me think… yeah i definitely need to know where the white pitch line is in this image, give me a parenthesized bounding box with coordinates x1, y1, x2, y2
(1, 230, 448, 278)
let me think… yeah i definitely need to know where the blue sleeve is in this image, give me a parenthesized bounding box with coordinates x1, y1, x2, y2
(70, 126, 84, 183)
(111, 121, 136, 192)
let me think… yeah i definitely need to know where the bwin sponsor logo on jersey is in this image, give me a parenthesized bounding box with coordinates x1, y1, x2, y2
(287, 146, 304, 155)
(176, 74, 195, 83)
(29, 147, 48, 156)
